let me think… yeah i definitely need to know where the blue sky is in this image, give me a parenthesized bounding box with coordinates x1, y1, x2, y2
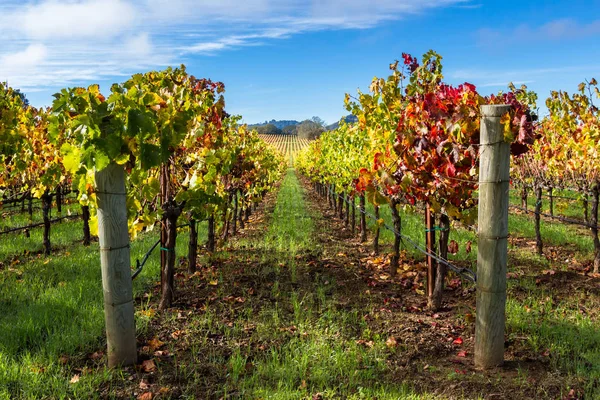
(1, 0, 598, 125)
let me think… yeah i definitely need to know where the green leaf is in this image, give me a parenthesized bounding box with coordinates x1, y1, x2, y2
(60, 143, 81, 174)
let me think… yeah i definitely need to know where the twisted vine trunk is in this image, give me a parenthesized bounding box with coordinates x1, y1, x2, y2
(239, 198, 245, 230)
(592, 185, 600, 274)
(188, 218, 198, 273)
(373, 205, 380, 254)
(344, 195, 349, 227)
(56, 185, 62, 215)
(222, 194, 232, 241)
(339, 192, 345, 219)
(41, 192, 52, 256)
(329, 184, 335, 209)
(548, 187, 554, 217)
(245, 205, 251, 222)
(535, 186, 543, 255)
(430, 214, 450, 311)
(360, 195, 367, 243)
(159, 201, 182, 310)
(389, 201, 401, 278)
(28, 194, 33, 222)
(521, 185, 528, 210)
(82, 205, 91, 246)
(351, 197, 356, 235)
(584, 194, 589, 223)
(232, 192, 238, 235)
(207, 215, 216, 253)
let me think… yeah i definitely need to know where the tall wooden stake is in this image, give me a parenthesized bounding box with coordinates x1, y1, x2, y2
(475, 104, 511, 369)
(96, 163, 137, 367)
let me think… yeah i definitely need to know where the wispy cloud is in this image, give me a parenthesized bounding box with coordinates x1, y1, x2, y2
(0, 0, 468, 92)
(476, 18, 600, 47)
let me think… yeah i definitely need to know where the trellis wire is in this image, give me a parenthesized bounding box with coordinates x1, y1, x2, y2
(326, 186, 477, 283)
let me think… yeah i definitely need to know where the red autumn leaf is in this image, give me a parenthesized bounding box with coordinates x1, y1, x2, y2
(457, 350, 467, 357)
(452, 337, 463, 345)
(465, 241, 472, 254)
(448, 240, 459, 255)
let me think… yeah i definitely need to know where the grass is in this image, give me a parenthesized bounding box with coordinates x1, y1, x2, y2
(355, 191, 600, 398)
(167, 169, 434, 399)
(0, 216, 204, 399)
(0, 168, 598, 399)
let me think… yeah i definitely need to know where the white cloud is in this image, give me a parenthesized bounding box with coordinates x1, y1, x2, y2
(0, 44, 48, 71)
(477, 18, 600, 47)
(14, 0, 136, 41)
(0, 0, 468, 94)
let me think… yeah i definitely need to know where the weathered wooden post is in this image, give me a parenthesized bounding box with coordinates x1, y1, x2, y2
(475, 105, 511, 369)
(96, 163, 137, 367)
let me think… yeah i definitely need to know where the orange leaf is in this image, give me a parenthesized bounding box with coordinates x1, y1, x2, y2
(141, 359, 156, 373)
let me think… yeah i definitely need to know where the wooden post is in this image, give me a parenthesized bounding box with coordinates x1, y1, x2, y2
(96, 163, 137, 367)
(475, 104, 511, 369)
(547, 187, 554, 216)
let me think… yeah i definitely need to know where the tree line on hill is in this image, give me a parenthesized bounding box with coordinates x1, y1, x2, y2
(251, 115, 358, 140)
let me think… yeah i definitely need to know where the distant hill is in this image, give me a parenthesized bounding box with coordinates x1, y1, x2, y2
(248, 119, 300, 130)
(325, 115, 358, 131)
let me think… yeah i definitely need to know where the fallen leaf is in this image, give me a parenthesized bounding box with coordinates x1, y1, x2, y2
(457, 350, 467, 357)
(89, 351, 104, 360)
(209, 280, 218, 286)
(70, 374, 80, 384)
(139, 380, 150, 390)
(385, 337, 398, 348)
(452, 337, 463, 345)
(356, 339, 374, 348)
(448, 240, 459, 255)
(141, 359, 156, 373)
(171, 330, 184, 339)
(147, 338, 164, 351)
(158, 387, 169, 395)
(138, 392, 153, 400)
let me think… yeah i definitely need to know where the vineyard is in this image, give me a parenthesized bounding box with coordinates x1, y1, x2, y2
(0, 51, 599, 400)
(258, 134, 311, 166)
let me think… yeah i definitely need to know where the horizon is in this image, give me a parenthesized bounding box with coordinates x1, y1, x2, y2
(1, 1, 599, 124)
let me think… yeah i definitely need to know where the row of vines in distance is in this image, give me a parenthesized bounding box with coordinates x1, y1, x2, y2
(258, 134, 311, 166)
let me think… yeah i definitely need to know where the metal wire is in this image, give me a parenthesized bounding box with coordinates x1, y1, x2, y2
(132, 239, 161, 280)
(326, 187, 477, 283)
